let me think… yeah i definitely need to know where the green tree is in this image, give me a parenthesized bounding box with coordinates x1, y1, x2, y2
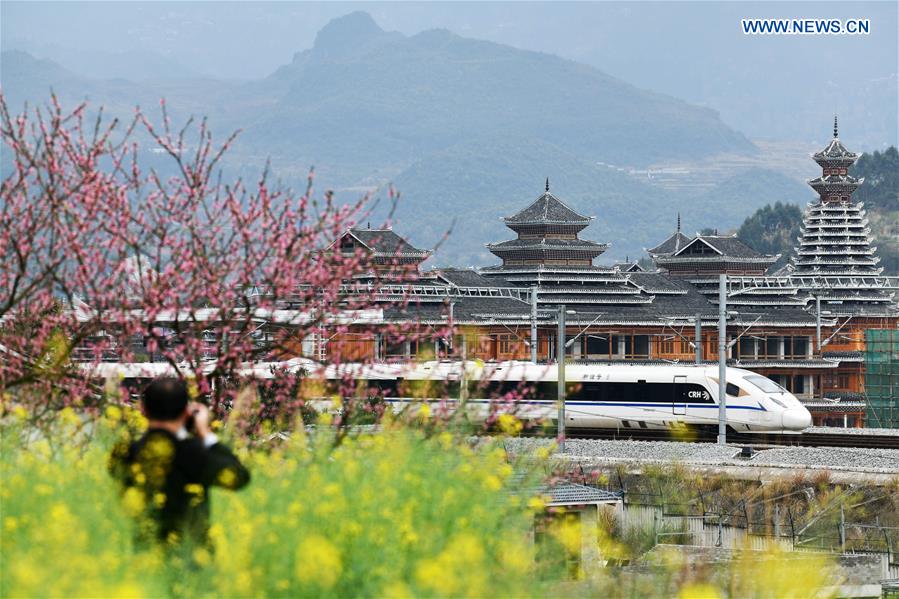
(736, 201, 803, 269)
(851, 146, 899, 211)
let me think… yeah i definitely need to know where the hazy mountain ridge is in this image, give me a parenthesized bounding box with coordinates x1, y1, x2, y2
(1, 12, 794, 265)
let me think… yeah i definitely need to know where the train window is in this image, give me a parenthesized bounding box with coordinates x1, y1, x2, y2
(368, 380, 399, 396)
(745, 375, 786, 394)
(726, 383, 741, 397)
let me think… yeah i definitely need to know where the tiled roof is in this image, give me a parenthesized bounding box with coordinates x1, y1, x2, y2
(536, 483, 622, 506)
(487, 238, 608, 252)
(614, 262, 645, 273)
(647, 231, 691, 255)
(675, 235, 772, 260)
(626, 272, 688, 294)
(804, 402, 866, 412)
(503, 191, 591, 225)
(435, 268, 515, 288)
(348, 228, 431, 257)
(648, 233, 775, 262)
(731, 359, 838, 369)
(822, 391, 867, 402)
(813, 138, 858, 163)
(821, 350, 865, 362)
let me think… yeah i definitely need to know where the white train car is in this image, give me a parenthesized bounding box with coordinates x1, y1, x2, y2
(313, 361, 812, 434)
(88, 359, 812, 434)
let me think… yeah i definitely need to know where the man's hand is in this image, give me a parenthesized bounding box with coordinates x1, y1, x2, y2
(188, 402, 212, 440)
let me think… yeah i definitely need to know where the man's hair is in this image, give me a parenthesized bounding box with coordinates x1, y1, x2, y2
(142, 378, 189, 421)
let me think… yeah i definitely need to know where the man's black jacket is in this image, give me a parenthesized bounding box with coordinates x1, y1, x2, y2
(109, 429, 250, 546)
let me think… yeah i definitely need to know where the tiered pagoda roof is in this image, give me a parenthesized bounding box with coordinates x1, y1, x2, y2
(790, 119, 896, 315)
(482, 180, 651, 307)
(812, 117, 860, 166)
(502, 178, 593, 232)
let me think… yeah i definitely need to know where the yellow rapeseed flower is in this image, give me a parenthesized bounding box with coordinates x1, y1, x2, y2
(217, 468, 238, 488)
(679, 582, 722, 599)
(122, 487, 146, 518)
(192, 547, 212, 567)
(497, 413, 523, 435)
(105, 405, 123, 422)
(527, 496, 546, 511)
(294, 534, 342, 589)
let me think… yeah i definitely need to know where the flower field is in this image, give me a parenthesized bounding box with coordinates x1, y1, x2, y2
(1, 409, 544, 598)
(0, 406, 845, 599)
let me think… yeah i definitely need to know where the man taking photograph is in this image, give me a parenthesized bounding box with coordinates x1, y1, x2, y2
(109, 378, 250, 549)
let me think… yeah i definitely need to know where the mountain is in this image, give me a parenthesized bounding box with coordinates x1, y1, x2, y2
(1, 12, 762, 265)
(245, 12, 753, 176)
(388, 136, 677, 266)
(690, 169, 814, 231)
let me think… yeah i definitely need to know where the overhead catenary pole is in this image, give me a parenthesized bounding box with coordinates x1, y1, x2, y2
(718, 274, 727, 445)
(531, 286, 538, 363)
(695, 313, 702, 365)
(448, 301, 455, 352)
(815, 295, 822, 352)
(557, 304, 566, 453)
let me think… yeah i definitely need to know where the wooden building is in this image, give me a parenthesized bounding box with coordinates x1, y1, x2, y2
(314, 123, 897, 427)
(74, 123, 897, 427)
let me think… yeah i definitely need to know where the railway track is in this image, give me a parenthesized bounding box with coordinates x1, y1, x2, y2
(532, 427, 899, 450)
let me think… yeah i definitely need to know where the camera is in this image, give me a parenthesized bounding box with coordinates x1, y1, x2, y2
(185, 408, 200, 434)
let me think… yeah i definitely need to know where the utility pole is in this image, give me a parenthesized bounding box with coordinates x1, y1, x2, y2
(448, 301, 455, 353)
(695, 313, 702, 365)
(839, 504, 846, 552)
(557, 304, 566, 453)
(531, 286, 538, 363)
(815, 295, 822, 352)
(718, 274, 727, 445)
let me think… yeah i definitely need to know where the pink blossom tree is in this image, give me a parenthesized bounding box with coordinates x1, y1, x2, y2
(1, 94, 437, 432)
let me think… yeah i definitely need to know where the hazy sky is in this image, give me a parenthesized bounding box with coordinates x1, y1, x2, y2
(3, 1, 897, 146)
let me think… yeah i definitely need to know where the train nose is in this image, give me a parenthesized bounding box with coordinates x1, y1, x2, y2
(782, 408, 812, 431)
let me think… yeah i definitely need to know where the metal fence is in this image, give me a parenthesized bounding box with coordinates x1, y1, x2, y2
(615, 494, 898, 578)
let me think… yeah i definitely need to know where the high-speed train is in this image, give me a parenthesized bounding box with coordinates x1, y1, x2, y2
(92, 360, 812, 434)
(310, 361, 811, 434)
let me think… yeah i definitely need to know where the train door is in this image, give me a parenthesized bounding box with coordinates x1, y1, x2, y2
(672, 376, 686, 415)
